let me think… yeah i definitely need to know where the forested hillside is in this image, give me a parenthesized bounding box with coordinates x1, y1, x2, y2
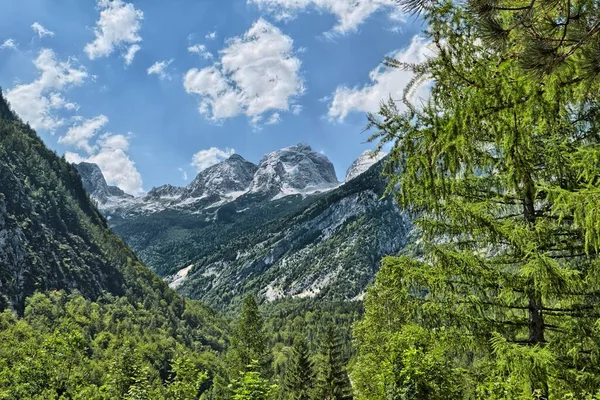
(0, 91, 226, 398)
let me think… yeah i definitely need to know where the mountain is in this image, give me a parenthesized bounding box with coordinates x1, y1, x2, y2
(0, 89, 225, 333)
(74, 162, 133, 203)
(248, 143, 339, 198)
(82, 145, 412, 310)
(345, 150, 387, 182)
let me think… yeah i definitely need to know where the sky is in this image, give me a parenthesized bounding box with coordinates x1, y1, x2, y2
(0, 0, 429, 195)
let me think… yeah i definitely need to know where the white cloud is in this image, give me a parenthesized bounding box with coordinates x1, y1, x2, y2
(6, 49, 87, 131)
(266, 113, 280, 124)
(328, 35, 432, 122)
(184, 19, 304, 124)
(123, 44, 140, 65)
(31, 22, 55, 38)
(188, 44, 213, 60)
(191, 147, 235, 172)
(58, 114, 108, 154)
(0, 39, 17, 50)
(178, 167, 188, 181)
(248, 0, 404, 35)
(205, 31, 217, 40)
(65, 131, 143, 195)
(84, 0, 144, 63)
(147, 59, 174, 80)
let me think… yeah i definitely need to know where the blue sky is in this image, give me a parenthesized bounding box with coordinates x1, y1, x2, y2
(0, 0, 428, 195)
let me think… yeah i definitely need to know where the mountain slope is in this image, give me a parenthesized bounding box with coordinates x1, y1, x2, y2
(97, 150, 411, 310)
(0, 90, 226, 336)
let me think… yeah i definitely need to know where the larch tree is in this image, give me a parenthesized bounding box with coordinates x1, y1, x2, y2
(353, 0, 600, 398)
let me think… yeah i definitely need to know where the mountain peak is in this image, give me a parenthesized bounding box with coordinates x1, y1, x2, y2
(75, 162, 132, 203)
(186, 154, 258, 199)
(249, 144, 338, 198)
(345, 150, 388, 182)
(227, 153, 245, 162)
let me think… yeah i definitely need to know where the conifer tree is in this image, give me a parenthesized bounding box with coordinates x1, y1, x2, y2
(229, 295, 271, 376)
(314, 324, 352, 400)
(282, 335, 315, 400)
(353, 1, 600, 399)
(231, 360, 279, 400)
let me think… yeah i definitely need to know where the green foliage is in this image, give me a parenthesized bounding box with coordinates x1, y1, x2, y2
(282, 336, 315, 400)
(314, 324, 353, 400)
(355, 1, 600, 399)
(0, 291, 224, 399)
(230, 360, 279, 400)
(228, 295, 272, 376)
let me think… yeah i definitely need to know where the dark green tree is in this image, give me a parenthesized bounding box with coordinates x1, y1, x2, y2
(282, 335, 315, 400)
(314, 324, 352, 400)
(353, 1, 600, 399)
(229, 295, 271, 376)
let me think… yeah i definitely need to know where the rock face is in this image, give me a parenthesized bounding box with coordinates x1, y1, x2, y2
(75, 162, 133, 204)
(345, 150, 387, 182)
(0, 95, 135, 313)
(248, 144, 339, 198)
(185, 154, 258, 199)
(99, 148, 412, 311)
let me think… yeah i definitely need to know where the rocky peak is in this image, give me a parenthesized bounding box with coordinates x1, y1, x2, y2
(249, 143, 339, 197)
(186, 154, 258, 198)
(345, 150, 387, 182)
(75, 162, 132, 203)
(145, 184, 185, 200)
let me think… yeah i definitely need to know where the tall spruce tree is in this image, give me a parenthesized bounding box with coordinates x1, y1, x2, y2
(282, 335, 315, 400)
(229, 295, 271, 377)
(353, 1, 600, 399)
(314, 324, 352, 400)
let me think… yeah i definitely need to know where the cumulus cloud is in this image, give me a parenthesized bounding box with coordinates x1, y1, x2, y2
(183, 19, 304, 124)
(191, 147, 235, 172)
(123, 44, 140, 65)
(248, 0, 404, 35)
(0, 39, 17, 50)
(205, 31, 217, 40)
(64, 128, 144, 195)
(328, 35, 432, 122)
(58, 114, 108, 153)
(6, 49, 87, 131)
(188, 44, 213, 60)
(84, 0, 144, 64)
(31, 22, 55, 38)
(147, 59, 174, 80)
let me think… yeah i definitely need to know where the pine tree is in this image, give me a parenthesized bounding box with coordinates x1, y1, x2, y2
(282, 335, 315, 400)
(353, 2, 600, 399)
(229, 295, 272, 376)
(399, 0, 600, 77)
(314, 324, 352, 400)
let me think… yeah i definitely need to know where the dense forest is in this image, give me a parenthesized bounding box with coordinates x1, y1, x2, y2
(2, 0, 600, 398)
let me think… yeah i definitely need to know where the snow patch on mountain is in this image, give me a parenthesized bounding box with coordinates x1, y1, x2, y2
(345, 150, 387, 182)
(249, 144, 339, 198)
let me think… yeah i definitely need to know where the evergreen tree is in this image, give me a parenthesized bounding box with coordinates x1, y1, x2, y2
(229, 295, 271, 376)
(399, 0, 600, 76)
(282, 335, 315, 400)
(314, 324, 352, 400)
(231, 360, 279, 400)
(353, 1, 600, 399)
